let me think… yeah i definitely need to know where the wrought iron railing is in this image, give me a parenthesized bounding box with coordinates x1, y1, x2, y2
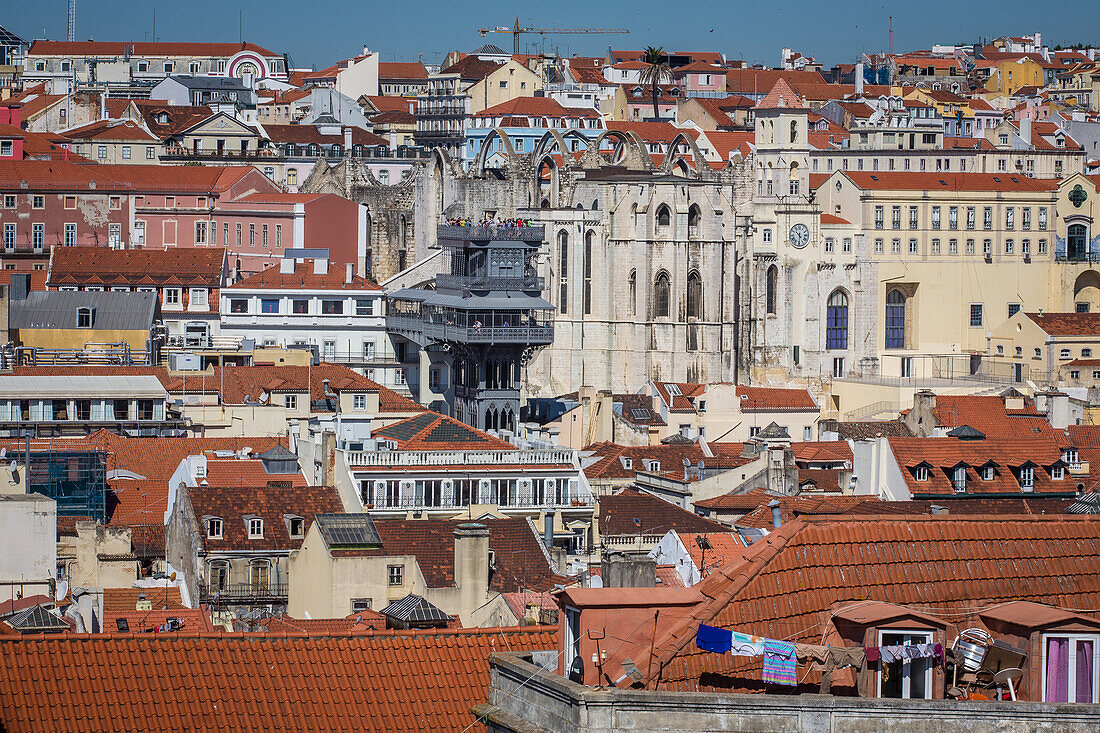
(200, 581, 287, 603)
(435, 274, 545, 291)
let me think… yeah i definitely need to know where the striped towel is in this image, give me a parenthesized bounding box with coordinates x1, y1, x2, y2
(762, 639, 798, 686)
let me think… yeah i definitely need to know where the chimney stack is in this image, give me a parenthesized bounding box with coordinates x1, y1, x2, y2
(768, 499, 783, 529)
(543, 512, 554, 551)
(345, 262, 353, 285)
(279, 258, 295, 274)
(343, 126, 353, 150)
(855, 62, 864, 96)
(313, 258, 328, 275)
(1020, 117, 1033, 148)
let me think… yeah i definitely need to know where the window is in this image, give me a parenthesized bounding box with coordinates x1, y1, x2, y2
(1005, 207, 1015, 230)
(874, 206, 884, 229)
(912, 239, 921, 254)
(235, 223, 242, 247)
(249, 224, 255, 247)
(983, 239, 992, 256)
(885, 290, 906, 349)
(981, 465, 995, 481)
(655, 271, 671, 318)
(287, 517, 304, 538)
(262, 224, 269, 248)
(32, 223, 43, 250)
(321, 300, 344, 315)
(146, 146, 156, 160)
(833, 357, 845, 378)
(353, 394, 367, 411)
(969, 303, 983, 327)
(2, 223, 13, 249)
(284, 394, 297, 410)
(909, 207, 918, 229)
(388, 564, 404, 586)
(892, 238, 901, 254)
(874, 238, 884, 254)
(355, 299, 373, 316)
(948, 206, 958, 230)
(1061, 349, 1072, 360)
(1022, 207, 1031, 230)
(1044, 633, 1099, 703)
(656, 204, 671, 229)
(892, 206, 901, 229)
(260, 298, 279, 314)
(351, 599, 372, 613)
(914, 466, 929, 481)
(764, 266, 777, 315)
(583, 230, 593, 315)
(97, 145, 107, 160)
(206, 518, 223, 539)
(1019, 465, 1034, 490)
(1022, 239, 1031, 256)
(287, 168, 297, 186)
(1038, 207, 1048, 230)
(189, 288, 208, 308)
(1005, 239, 1014, 255)
(826, 290, 848, 350)
(762, 228, 772, 243)
(879, 630, 933, 699)
(1008, 303, 1021, 318)
(194, 221, 208, 245)
(31, 195, 44, 209)
(1052, 466, 1065, 481)
(1038, 239, 1047, 255)
(248, 518, 264, 539)
(953, 466, 967, 493)
(1079, 303, 1091, 314)
(983, 206, 993, 230)
(291, 299, 308, 314)
(558, 231, 568, 314)
(276, 225, 282, 248)
(77, 307, 93, 328)
(966, 206, 975, 230)
(164, 288, 181, 306)
(229, 299, 248, 314)
(686, 272, 702, 320)
(931, 206, 941, 230)
(824, 238, 834, 253)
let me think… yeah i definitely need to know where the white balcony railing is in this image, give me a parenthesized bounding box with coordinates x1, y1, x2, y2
(346, 448, 577, 468)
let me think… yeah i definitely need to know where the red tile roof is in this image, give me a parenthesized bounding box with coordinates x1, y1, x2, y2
(378, 62, 428, 80)
(473, 96, 602, 119)
(371, 411, 513, 451)
(102, 607, 217, 634)
(227, 258, 380, 291)
(0, 124, 77, 160)
(260, 124, 388, 147)
(755, 79, 809, 110)
(202, 459, 307, 488)
(364, 96, 418, 114)
(1026, 311, 1100, 337)
(0, 270, 48, 292)
(188, 483, 343, 552)
(132, 103, 214, 139)
(736, 385, 817, 412)
(440, 55, 502, 80)
(95, 162, 263, 193)
(700, 131, 754, 159)
(1068, 424, 1100, 449)
(646, 515, 1100, 692)
(252, 611, 386, 633)
(61, 119, 158, 142)
(599, 488, 730, 536)
(790, 440, 852, 464)
(0, 625, 557, 732)
(680, 531, 751, 571)
(652, 381, 706, 411)
(925, 394, 1066, 443)
(724, 69, 826, 95)
(888, 435, 1072, 496)
(834, 170, 1059, 193)
(370, 518, 558, 592)
(48, 247, 226, 288)
(101, 586, 186, 615)
(605, 121, 698, 144)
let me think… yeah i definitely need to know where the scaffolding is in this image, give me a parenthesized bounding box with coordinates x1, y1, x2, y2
(26, 449, 108, 523)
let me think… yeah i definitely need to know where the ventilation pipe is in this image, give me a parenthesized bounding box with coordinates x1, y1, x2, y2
(768, 499, 783, 529)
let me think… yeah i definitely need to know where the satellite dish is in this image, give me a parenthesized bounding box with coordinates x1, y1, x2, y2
(55, 580, 69, 601)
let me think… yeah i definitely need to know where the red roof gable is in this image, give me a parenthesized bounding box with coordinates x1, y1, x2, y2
(371, 411, 513, 451)
(189, 484, 343, 552)
(599, 487, 730, 535)
(736, 385, 817, 412)
(226, 258, 381, 291)
(1026, 311, 1100, 337)
(48, 247, 226, 288)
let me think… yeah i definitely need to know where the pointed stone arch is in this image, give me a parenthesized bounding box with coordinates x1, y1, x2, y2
(472, 128, 520, 177)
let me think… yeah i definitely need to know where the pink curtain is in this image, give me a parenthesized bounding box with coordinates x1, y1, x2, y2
(1047, 637, 1068, 702)
(1077, 640, 1094, 704)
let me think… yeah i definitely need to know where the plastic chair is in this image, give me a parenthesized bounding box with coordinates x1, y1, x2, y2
(994, 667, 1023, 701)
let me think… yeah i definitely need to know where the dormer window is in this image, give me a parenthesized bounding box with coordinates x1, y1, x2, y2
(953, 466, 967, 493)
(1019, 466, 1034, 491)
(286, 516, 304, 538)
(1064, 449, 1080, 469)
(1052, 466, 1065, 481)
(646, 460, 661, 472)
(621, 457, 633, 470)
(248, 517, 264, 539)
(914, 466, 929, 481)
(206, 517, 223, 539)
(76, 307, 94, 328)
(981, 465, 995, 481)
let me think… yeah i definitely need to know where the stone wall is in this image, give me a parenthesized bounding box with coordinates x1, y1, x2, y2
(477, 652, 1100, 733)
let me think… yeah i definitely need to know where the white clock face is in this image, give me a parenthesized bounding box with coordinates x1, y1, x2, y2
(789, 223, 810, 248)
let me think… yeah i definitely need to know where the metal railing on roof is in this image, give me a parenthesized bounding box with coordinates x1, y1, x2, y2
(345, 448, 577, 468)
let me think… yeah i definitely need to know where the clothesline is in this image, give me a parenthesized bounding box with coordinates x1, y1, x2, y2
(696, 624, 944, 687)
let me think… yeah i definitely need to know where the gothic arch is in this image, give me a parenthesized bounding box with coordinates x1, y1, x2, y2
(582, 129, 650, 169)
(534, 153, 561, 209)
(660, 131, 706, 176)
(472, 128, 520, 177)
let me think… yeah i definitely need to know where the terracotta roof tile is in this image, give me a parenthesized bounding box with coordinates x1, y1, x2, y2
(790, 441, 852, 464)
(833, 420, 913, 440)
(101, 586, 186, 615)
(583, 441, 750, 482)
(473, 97, 601, 119)
(252, 611, 386, 633)
(372, 412, 513, 451)
(0, 625, 557, 732)
(260, 124, 388, 147)
(226, 258, 380, 291)
(1026, 311, 1100, 336)
(737, 385, 817, 412)
(647, 515, 1100, 692)
(836, 170, 1058, 193)
(61, 119, 158, 142)
(378, 62, 428, 80)
(29, 40, 279, 57)
(48, 247, 226, 288)
(189, 484, 343, 552)
(599, 487, 730, 535)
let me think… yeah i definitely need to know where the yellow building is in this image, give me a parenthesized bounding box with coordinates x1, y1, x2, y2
(465, 59, 542, 115)
(989, 311, 1100, 383)
(63, 120, 161, 164)
(9, 290, 157, 355)
(983, 56, 1047, 96)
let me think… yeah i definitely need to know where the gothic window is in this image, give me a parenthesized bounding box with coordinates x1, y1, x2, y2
(654, 271, 671, 318)
(826, 290, 849, 350)
(656, 204, 671, 229)
(628, 269, 637, 316)
(583, 230, 594, 315)
(688, 204, 701, 239)
(558, 230, 569, 314)
(765, 265, 778, 315)
(686, 271, 702, 320)
(790, 119, 798, 144)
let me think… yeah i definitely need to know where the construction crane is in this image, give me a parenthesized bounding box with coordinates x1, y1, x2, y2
(478, 18, 628, 55)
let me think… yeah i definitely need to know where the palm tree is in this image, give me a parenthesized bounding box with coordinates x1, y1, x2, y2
(639, 46, 671, 121)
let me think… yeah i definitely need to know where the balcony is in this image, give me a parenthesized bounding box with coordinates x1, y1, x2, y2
(437, 225, 545, 242)
(346, 448, 577, 468)
(435, 274, 545, 292)
(386, 315, 554, 345)
(369, 492, 594, 513)
(200, 581, 287, 604)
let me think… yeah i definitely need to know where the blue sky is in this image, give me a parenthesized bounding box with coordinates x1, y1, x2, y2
(6, 1, 1100, 70)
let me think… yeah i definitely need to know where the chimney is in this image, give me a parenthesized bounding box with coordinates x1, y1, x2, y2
(343, 126, 352, 150)
(1020, 117, 1032, 147)
(855, 62, 864, 96)
(768, 499, 783, 529)
(8, 106, 20, 128)
(313, 258, 328, 275)
(453, 522, 490, 595)
(278, 258, 295, 274)
(345, 263, 353, 285)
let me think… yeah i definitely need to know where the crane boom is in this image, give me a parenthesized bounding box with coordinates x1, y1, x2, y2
(477, 18, 629, 54)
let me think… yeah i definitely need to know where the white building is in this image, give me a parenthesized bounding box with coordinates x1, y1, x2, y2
(220, 256, 404, 391)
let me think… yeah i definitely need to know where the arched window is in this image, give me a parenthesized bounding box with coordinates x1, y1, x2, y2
(400, 215, 408, 249)
(765, 265, 778, 314)
(654, 272, 671, 318)
(789, 162, 800, 195)
(686, 271, 702, 320)
(1068, 223, 1088, 260)
(249, 559, 270, 589)
(826, 290, 849, 350)
(885, 289, 907, 349)
(208, 560, 229, 591)
(583, 230, 594, 315)
(628, 269, 637, 316)
(790, 119, 798, 144)
(656, 204, 671, 228)
(557, 231, 569, 314)
(591, 199, 600, 210)
(688, 204, 701, 239)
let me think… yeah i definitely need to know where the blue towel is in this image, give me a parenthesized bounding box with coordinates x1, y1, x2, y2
(696, 624, 732, 654)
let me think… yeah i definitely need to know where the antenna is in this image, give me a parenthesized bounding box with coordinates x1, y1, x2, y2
(68, 0, 76, 43)
(888, 16, 893, 57)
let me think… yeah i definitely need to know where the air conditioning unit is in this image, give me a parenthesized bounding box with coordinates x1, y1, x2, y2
(168, 352, 200, 371)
